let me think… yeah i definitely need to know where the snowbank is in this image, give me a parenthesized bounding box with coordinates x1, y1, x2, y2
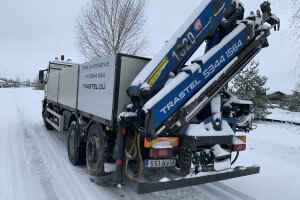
(266, 108, 300, 123)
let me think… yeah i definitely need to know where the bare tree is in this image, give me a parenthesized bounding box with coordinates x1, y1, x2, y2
(289, 0, 300, 68)
(278, 0, 300, 69)
(76, 0, 148, 59)
(288, 0, 300, 40)
(296, 74, 300, 92)
(274, 0, 300, 70)
(25, 78, 31, 87)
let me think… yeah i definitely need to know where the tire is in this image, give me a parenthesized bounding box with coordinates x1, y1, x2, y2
(67, 121, 86, 165)
(43, 108, 53, 130)
(86, 123, 106, 176)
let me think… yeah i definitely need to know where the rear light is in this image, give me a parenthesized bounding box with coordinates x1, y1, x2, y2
(232, 135, 246, 151)
(149, 148, 173, 158)
(233, 144, 246, 151)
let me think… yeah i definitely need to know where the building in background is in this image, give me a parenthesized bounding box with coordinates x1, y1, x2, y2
(0, 80, 5, 88)
(267, 91, 285, 105)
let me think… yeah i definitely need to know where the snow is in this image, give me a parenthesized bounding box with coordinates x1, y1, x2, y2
(159, 177, 170, 182)
(104, 163, 116, 173)
(212, 144, 231, 158)
(223, 121, 300, 200)
(214, 158, 231, 172)
(1, 88, 300, 200)
(118, 111, 137, 120)
(271, 14, 280, 23)
(223, 91, 252, 107)
(211, 95, 222, 122)
(187, 120, 234, 137)
(234, 99, 252, 105)
(152, 141, 173, 149)
(237, 114, 254, 126)
(266, 108, 300, 123)
(182, 63, 200, 74)
(211, 95, 221, 114)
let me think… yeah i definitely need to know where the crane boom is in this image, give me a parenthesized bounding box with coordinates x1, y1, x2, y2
(130, 1, 279, 139)
(128, 0, 245, 107)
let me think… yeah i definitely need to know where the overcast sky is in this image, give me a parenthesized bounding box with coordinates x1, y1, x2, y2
(0, 0, 298, 93)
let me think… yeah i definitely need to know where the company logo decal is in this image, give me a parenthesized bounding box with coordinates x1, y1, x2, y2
(194, 19, 202, 31)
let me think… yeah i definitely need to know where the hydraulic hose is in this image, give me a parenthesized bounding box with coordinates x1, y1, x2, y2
(124, 132, 144, 180)
(231, 151, 239, 165)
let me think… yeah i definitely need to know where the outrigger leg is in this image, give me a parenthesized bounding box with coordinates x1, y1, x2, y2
(115, 118, 126, 188)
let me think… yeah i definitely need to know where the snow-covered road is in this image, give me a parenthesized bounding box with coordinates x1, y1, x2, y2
(0, 88, 299, 200)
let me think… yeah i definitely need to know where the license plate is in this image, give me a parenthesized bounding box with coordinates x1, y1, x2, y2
(145, 159, 176, 168)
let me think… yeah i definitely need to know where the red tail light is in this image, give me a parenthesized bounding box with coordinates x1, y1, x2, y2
(149, 148, 173, 158)
(232, 136, 246, 151)
(233, 144, 246, 151)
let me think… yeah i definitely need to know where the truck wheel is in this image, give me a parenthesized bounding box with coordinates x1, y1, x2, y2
(86, 123, 106, 176)
(67, 121, 86, 165)
(43, 109, 53, 130)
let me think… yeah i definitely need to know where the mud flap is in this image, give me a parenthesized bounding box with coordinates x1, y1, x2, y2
(137, 166, 260, 194)
(179, 136, 194, 176)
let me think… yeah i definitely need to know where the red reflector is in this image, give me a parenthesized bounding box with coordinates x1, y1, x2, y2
(116, 160, 122, 165)
(122, 129, 126, 134)
(149, 148, 173, 158)
(233, 144, 246, 151)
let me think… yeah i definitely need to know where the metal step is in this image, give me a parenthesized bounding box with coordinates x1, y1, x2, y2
(137, 166, 260, 194)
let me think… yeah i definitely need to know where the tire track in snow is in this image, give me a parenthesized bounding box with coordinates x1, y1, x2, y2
(16, 101, 60, 200)
(0, 88, 48, 200)
(14, 89, 121, 200)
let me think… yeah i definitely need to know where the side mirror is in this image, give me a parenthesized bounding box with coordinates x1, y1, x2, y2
(39, 70, 45, 85)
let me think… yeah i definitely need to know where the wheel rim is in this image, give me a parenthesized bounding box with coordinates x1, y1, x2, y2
(69, 130, 76, 156)
(87, 134, 100, 163)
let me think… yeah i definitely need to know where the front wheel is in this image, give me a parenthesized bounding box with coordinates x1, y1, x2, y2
(67, 121, 86, 165)
(86, 123, 106, 176)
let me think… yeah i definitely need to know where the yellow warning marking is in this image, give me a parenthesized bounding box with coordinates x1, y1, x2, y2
(147, 57, 169, 86)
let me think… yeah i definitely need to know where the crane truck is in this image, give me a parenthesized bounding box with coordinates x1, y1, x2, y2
(39, 0, 280, 194)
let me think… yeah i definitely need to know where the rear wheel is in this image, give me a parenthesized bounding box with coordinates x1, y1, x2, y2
(67, 121, 86, 165)
(43, 108, 53, 130)
(86, 123, 106, 176)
